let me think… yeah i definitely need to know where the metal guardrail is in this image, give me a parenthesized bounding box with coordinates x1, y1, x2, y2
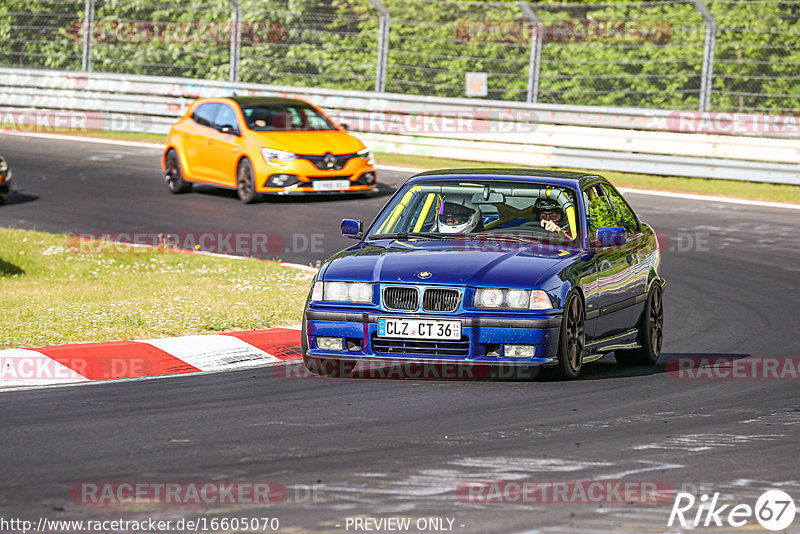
(7, 0, 800, 113)
(1, 68, 798, 185)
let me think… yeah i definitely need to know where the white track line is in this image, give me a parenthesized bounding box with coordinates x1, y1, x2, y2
(280, 262, 319, 273)
(616, 187, 800, 210)
(1, 130, 164, 148)
(4, 131, 796, 211)
(375, 165, 800, 211)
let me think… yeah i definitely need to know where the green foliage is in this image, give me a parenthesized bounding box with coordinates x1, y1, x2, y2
(604, 187, 638, 232)
(0, 0, 82, 69)
(0, 0, 798, 111)
(586, 196, 615, 237)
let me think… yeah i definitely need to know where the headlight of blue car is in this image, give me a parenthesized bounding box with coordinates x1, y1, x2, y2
(474, 288, 553, 310)
(312, 281, 373, 303)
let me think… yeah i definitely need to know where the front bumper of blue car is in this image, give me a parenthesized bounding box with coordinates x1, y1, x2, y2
(304, 308, 563, 366)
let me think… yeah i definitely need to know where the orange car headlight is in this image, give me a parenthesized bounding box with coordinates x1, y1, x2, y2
(357, 148, 374, 165)
(261, 148, 297, 166)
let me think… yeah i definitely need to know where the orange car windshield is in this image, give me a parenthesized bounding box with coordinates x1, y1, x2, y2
(240, 104, 337, 132)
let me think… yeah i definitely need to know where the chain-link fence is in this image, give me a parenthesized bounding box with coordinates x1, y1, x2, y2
(1, 0, 798, 113)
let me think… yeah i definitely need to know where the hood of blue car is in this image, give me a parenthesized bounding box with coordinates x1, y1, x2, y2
(321, 238, 578, 289)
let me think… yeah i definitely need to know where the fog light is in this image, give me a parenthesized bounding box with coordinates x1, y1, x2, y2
(316, 337, 343, 351)
(504, 344, 536, 358)
(268, 174, 298, 187)
(360, 172, 376, 185)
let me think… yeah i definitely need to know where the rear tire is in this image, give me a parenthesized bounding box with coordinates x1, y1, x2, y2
(615, 283, 664, 366)
(236, 159, 260, 204)
(543, 291, 585, 380)
(164, 149, 192, 194)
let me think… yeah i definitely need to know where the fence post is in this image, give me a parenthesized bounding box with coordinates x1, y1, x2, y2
(229, 0, 242, 82)
(368, 0, 390, 92)
(81, 0, 94, 72)
(518, 2, 543, 104)
(693, 0, 716, 111)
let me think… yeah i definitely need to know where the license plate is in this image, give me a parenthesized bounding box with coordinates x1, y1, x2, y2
(377, 317, 462, 340)
(313, 180, 350, 191)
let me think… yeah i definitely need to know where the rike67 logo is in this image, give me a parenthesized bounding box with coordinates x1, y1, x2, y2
(668, 490, 796, 531)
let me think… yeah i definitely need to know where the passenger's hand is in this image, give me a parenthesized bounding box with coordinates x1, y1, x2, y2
(541, 219, 561, 233)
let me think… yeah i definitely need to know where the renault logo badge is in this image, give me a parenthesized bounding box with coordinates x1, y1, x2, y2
(418, 271, 432, 279)
(323, 153, 336, 169)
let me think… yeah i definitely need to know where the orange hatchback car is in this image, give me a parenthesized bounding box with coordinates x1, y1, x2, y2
(162, 96, 377, 203)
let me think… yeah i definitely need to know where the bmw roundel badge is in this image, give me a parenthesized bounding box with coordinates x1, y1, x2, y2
(418, 271, 432, 279)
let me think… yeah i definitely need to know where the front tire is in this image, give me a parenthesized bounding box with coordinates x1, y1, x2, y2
(545, 291, 585, 380)
(236, 159, 260, 204)
(615, 283, 664, 366)
(164, 149, 192, 194)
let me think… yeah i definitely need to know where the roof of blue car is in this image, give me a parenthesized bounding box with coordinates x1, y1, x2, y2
(407, 168, 603, 188)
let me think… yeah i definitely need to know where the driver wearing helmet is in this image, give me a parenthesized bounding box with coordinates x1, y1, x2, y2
(437, 197, 483, 234)
(535, 198, 574, 239)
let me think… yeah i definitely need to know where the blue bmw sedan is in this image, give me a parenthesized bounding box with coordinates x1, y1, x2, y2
(302, 169, 665, 379)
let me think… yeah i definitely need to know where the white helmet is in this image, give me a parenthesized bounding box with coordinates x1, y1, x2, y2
(437, 197, 481, 234)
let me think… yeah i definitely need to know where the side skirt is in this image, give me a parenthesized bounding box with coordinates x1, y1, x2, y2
(584, 328, 640, 354)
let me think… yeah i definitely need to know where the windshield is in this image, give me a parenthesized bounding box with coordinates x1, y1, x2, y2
(239, 103, 337, 131)
(368, 180, 580, 243)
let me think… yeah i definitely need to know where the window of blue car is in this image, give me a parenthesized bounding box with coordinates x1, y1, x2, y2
(601, 184, 640, 233)
(369, 180, 579, 242)
(583, 185, 614, 241)
(583, 184, 640, 240)
(191, 103, 221, 128)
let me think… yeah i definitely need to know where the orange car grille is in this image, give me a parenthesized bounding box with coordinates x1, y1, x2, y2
(299, 154, 356, 171)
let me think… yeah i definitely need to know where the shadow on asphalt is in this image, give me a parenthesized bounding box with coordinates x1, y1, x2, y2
(189, 183, 396, 203)
(575, 353, 752, 381)
(284, 353, 754, 383)
(574, 360, 666, 380)
(1, 191, 38, 206)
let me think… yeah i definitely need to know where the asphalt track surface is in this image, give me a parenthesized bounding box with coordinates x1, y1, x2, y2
(2, 134, 800, 533)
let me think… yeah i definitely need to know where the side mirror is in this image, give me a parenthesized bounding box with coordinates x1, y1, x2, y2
(340, 123, 350, 131)
(596, 227, 627, 247)
(218, 125, 238, 135)
(341, 219, 362, 239)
